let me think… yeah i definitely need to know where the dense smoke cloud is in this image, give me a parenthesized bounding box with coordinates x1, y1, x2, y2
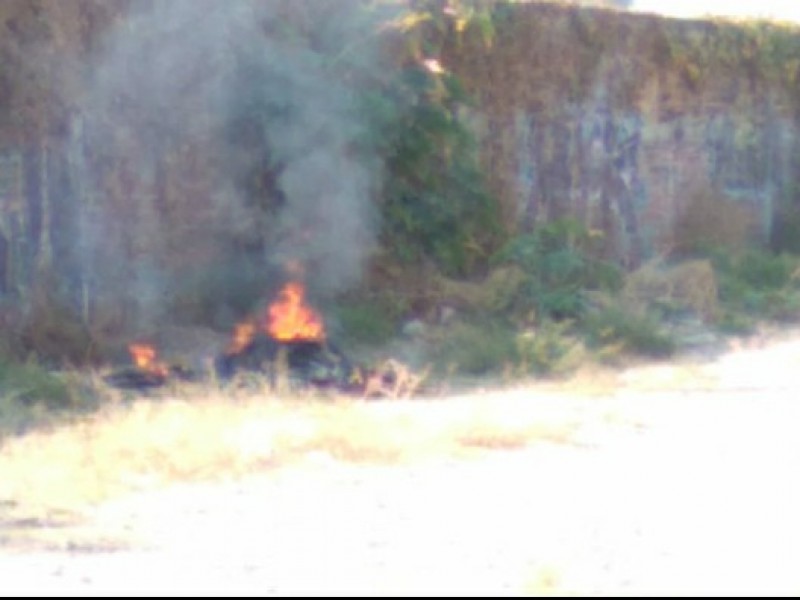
(69, 0, 400, 330)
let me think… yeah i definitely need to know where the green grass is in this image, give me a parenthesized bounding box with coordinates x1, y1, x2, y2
(0, 359, 98, 438)
(713, 249, 800, 322)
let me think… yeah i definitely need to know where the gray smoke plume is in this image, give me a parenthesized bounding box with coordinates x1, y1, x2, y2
(68, 0, 401, 331)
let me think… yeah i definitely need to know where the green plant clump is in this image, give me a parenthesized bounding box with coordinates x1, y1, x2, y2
(0, 360, 73, 407)
(770, 203, 800, 255)
(712, 249, 800, 321)
(436, 319, 517, 375)
(353, 0, 504, 277)
(492, 217, 623, 321)
(331, 300, 398, 346)
(435, 316, 586, 378)
(362, 65, 501, 277)
(515, 319, 586, 376)
(0, 359, 94, 437)
(581, 305, 676, 360)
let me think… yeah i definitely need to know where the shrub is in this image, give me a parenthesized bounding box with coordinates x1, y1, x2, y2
(581, 305, 676, 360)
(515, 320, 586, 377)
(715, 310, 757, 335)
(712, 249, 800, 321)
(363, 65, 501, 277)
(436, 320, 517, 375)
(726, 250, 798, 289)
(434, 316, 588, 378)
(364, 1, 502, 277)
(0, 360, 98, 437)
(492, 217, 623, 321)
(330, 300, 398, 346)
(622, 258, 719, 322)
(770, 203, 800, 254)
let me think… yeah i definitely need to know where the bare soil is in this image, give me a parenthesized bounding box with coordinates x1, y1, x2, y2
(2, 328, 800, 596)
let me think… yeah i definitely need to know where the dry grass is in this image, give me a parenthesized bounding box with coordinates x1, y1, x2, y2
(0, 382, 583, 519)
(7, 323, 783, 526)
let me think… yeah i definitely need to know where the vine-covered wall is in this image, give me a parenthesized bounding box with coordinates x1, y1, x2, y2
(445, 2, 800, 265)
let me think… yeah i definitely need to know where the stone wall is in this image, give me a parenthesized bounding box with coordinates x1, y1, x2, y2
(445, 2, 800, 266)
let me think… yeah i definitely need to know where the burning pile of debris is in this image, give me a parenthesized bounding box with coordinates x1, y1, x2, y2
(103, 281, 425, 398)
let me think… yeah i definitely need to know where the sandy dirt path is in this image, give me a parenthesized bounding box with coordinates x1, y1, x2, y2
(2, 333, 800, 596)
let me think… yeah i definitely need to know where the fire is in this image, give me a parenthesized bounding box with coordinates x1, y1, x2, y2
(267, 281, 325, 342)
(128, 343, 169, 377)
(224, 280, 326, 354)
(228, 321, 257, 354)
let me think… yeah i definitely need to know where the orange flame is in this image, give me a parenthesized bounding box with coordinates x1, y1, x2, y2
(128, 343, 169, 377)
(267, 281, 325, 342)
(224, 280, 326, 353)
(227, 321, 257, 354)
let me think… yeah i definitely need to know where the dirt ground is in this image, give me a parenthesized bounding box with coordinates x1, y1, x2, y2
(2, 328, 800, 596)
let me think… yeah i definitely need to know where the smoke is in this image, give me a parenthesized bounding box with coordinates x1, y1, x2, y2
(68, 0, 401, 330)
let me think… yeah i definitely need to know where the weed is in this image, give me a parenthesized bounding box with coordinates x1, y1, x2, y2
(436, 320, 517, 375)
(0, 360, 98, 437)
(330, 300, 398, 347)
(515, 320, 587, 377)
(712, 249, 800, 321)
(715, 310, 758, 335)
(582, 305, 676, 360)
(493, 217, 622, 321)
(770, 203, 800, 254)
(435, 316, 587, 378)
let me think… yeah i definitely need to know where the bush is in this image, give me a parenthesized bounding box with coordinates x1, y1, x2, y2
(515, 320, 586, 377)
(492, 217, 623, 321)
(360, 2, 502, 277)
(770, 203, 800, 254)
(330, 300, 398, 346)
(581, 305, 676, 360)
(364, 66, 501, 277)
(725, 250, 798, 289)
(436, 320, 517, 375)
(712, 249, 800, 321)
(622, 258, 719, 322)
(0, 359, 97, 437)
(435, 317, 587, 378)
(715, 310, 757, 335)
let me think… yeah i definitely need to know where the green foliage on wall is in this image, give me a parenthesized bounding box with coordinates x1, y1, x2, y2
(663, 16, 800, 100)
(363, 65, 501, 276)
(362, 0, 503, 276)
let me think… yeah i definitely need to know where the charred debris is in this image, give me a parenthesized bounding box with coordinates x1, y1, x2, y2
(103, 333, 424, 399)
(104, 332, 362, 392)
(102, 281, 424, 398)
